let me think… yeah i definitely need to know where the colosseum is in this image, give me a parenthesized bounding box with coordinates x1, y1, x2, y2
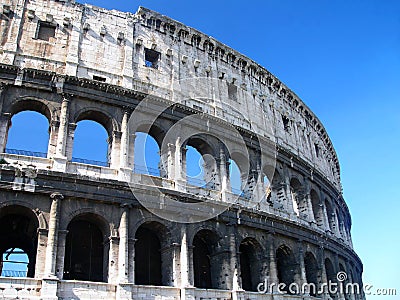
(0, 0, 364, 299)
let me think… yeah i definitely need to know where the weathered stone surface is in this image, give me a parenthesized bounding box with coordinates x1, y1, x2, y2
(0, 1, 364, 300)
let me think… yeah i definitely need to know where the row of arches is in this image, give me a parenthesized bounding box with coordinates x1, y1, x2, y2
(3, 109, 261, 196)
(289, 176, 350, 239)
(0, 204, 361, 299)
(1, 101, 349, 242)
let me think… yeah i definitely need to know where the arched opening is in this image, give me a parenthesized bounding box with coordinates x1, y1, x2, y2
(229, 159, 243, 196)
(325, 258, 336, 298)
(239, 238, 262, 292)
(5, 111, 49, 157)
(310, 190, 323, 226)
(72, 120, 109, 167)
(64, 215, 107, 282)
(290, 178, 306, 217)
(186, 145, 206, 187)
(0, 205, 39, 278)
(304, 252, 319, 297)
(325, 200, 335, 232)
(276, 245, 297, 294)
(133, 132, 161, 177)
(229, 151, 251, 199)
(184, 137, 217, 190)
(135, 222, 168, 286)
(1, 248, 29, 277)
(193, 229, 220, 289)
(262, 173, 272, 203)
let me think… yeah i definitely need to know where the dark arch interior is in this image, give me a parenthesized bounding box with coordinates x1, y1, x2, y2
(304, 252, 319, 297)
(64, 218, 105, 282)
(276, 245, 296, 294)
(0, 206, 39, 278)
(239, 239, 260, 292)
(325, 258, 336, 297)
(193, 230, 219, 289)
(135, 226, 162, 286)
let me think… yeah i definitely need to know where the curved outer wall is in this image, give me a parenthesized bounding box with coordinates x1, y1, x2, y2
(0, 0, 363, 300)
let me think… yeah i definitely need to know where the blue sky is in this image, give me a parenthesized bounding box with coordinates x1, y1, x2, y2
(4, 0, 399, 297)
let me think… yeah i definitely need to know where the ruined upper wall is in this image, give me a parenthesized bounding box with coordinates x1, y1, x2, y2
(0, 0, 342, 190)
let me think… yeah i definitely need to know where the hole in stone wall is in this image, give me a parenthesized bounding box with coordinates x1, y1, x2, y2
(282, 115, 290, 132)
(93, 75, 106, 82)
(37, 21, 56, 41)
(145, 48, 161, 69)
(314, 144, 320, 157)
(228, 83, 238, 101)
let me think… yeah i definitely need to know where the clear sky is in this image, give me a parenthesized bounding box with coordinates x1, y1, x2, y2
(5, 0, 400, 298)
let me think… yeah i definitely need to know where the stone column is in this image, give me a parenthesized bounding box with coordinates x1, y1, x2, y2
(285, 181, 296, 217)
(119, 109, 130, 169)
(108, 234, 119, 284)
(44, 193, 63, 277)
(65, 123, 77, 161)
(117, 204, 131, 300)
(175, 137, 186, 191)
(268, 233, 279, 293)
(0, 112, 11, 153)
(118, 205, 129, 283)
(0, 83, 6, 114)
(127, 133, 136, 171)
(297, 241, 307, 294)
(229, 224, 240, 300)
(180, 226, 196, 300)
(110, 131, 122, 169)
(128, 238, 136, 283)
(219, 147, 229, 201)
(180, 227, 190, 288)
(55, 230, 68, 280)
(53, 95, 71, 172)
(305, 191, 316, 223)
(160, 143, 175, 180)
(322, 205, 331, 232)
(55, 94, 71, 157)
(35, 228, 48, 278)
(318, 246, 329, 298)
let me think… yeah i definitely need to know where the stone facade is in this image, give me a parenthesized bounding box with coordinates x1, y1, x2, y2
(0, 0, 363, 299)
